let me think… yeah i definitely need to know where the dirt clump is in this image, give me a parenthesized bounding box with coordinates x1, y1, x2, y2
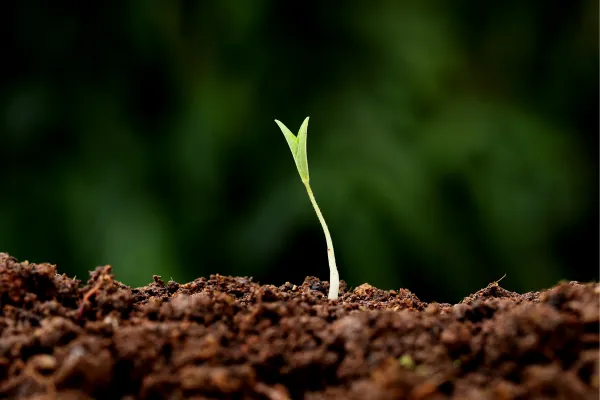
(0, 253, 597, 399)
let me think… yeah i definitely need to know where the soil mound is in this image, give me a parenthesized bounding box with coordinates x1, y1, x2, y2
(0, 253, 597, 399)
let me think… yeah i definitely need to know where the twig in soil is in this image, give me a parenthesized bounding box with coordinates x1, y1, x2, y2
(77, 278, 105, 319)
(491, 273, 507, 286)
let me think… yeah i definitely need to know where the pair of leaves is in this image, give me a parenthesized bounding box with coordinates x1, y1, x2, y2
(275, 117, 310, 183)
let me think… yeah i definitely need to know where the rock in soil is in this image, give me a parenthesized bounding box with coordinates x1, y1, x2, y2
(0, 253, 598, 399)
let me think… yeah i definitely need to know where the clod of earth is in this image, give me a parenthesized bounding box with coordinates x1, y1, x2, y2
(0, 252, 598, 399)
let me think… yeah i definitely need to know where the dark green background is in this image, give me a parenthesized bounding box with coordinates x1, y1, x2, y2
(2, 1, 598, 302)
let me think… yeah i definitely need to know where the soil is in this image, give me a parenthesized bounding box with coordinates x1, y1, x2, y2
(0, 253, 598, 400)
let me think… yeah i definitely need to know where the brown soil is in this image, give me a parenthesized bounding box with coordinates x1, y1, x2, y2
(0, 253, 598, 400)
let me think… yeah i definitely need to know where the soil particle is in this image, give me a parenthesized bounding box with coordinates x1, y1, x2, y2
(0, 252, 598, 399)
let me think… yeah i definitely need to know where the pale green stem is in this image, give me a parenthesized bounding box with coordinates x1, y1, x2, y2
(303, 180, 339, 299)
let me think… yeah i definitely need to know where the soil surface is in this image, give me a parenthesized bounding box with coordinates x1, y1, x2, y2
(0, 253, 598, 399)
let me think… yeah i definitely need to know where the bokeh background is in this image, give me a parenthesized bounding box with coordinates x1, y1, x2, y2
(2, 1, 598, 302)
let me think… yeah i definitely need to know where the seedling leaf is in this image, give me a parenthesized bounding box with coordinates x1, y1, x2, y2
(274, 117, 310, 183)
(296, 117, 310, 182)
(274, 119, 298, 157)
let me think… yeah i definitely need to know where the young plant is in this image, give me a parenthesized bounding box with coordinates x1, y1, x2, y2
(274, 117, 340, 299)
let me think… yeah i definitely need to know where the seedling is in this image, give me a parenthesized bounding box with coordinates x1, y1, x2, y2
(274, 117, 340, 299)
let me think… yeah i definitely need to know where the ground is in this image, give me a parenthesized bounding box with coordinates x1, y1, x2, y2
(0, 253, 598, 399)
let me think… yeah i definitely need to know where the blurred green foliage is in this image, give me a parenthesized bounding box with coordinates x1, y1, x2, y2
(2, 1, 597, 301)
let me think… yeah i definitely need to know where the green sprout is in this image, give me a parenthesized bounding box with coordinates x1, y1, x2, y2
(275, 117, 340, 300)
(398, 354, 416, 370)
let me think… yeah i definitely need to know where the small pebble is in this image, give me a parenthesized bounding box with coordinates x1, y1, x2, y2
(30, 354, 57, 371)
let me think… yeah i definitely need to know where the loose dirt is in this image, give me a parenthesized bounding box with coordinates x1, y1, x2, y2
(0, 253, 598, 399)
